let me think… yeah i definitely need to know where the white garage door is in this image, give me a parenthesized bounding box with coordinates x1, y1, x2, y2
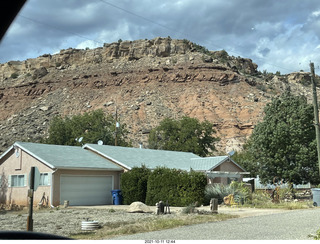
(60, 175, 113, 206)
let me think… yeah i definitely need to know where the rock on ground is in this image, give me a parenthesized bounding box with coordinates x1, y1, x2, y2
(127, 201, 152, 213)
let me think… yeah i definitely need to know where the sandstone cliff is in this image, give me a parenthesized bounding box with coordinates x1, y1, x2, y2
(0, 37, 316, 154)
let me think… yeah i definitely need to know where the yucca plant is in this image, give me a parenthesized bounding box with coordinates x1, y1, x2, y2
(230, 181, 252, 204)
(205, 182, 252, 205)
(182, 203, 197, 214)
(204, 184, 237, 204)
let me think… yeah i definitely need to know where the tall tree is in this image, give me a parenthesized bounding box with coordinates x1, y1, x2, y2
(148, 116, 219, 157)
(247, 92, 320, 185)
(231, 141, 259, 177)
(43, 109, 131, 147)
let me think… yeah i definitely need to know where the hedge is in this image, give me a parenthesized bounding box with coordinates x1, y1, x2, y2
(120, 165, 151, 204)
(121, 166, 207, 207)
(145, 167, 207, 207)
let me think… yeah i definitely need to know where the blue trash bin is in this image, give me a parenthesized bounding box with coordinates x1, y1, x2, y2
(111, 189, 122, 205)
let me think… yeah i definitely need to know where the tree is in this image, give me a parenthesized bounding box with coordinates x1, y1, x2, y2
(231, 141, 259, 178)
(43, 109, 131, 147)
(148, 116, 219, 157)
(247, 92, 320, 185)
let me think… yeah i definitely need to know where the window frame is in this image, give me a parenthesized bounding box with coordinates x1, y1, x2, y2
(39, 173, 51, 186)
(8, 174, 27, 187)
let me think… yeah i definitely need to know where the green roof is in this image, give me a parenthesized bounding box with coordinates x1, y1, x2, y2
(14, 142, 122, 171)
(191, 156, 246, 171)
(1, 142, 244, 172)
(190, 156, 229, 171)
(83, 144, 201, 171)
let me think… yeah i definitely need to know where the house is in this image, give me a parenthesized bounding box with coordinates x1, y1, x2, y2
(83, 143, 202, 171)
(0, 142, 248, 207)
(0, 142, 122, 207)
(190, 156, 248, 184)
(83, 144, 248, 185)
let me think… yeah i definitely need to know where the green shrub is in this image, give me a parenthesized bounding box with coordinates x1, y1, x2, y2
(146, 167, 180, 206)
(310, 228, 320, 240)
(120, 165, 151, 204)
(251, 190, 272, 206)
(204, 181, 251, 205)
(182, 203, 197, 214)
(230, 181, 252, 203)
(185, 170, 208, 206)
(145, 167, 207, 207)
(10, 72, 19, 79)
(204, 184, 236, 204)
(278, 187, 294, 200)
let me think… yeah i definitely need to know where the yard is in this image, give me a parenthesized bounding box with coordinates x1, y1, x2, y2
(0, 205, 235, 239)
(0, 201, 313, 240)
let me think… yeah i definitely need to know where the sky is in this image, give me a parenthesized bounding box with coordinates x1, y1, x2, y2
(1, 0, 320, 75)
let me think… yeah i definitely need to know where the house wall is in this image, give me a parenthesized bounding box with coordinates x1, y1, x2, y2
(51, 169, 122, 206)
(0, 148, 53, 206)
(0, 148, 123, 207)
(209, 160, 245, 185)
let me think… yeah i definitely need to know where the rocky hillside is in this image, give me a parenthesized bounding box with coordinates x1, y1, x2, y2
(0, 37, 316, 154)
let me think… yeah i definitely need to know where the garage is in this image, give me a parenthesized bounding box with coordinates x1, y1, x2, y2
(60, 175, 114, 206)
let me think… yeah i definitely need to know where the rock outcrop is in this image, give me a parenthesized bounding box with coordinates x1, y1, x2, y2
(0, 37, 317, 154)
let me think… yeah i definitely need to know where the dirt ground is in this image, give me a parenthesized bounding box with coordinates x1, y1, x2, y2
(72, 204, 289, 217)
(0, 204, 288, 238)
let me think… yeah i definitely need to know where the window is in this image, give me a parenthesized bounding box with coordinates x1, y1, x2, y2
(227, 177, 238, 184)
(9, 174, 27, 187)
(39, 173, 50, 186)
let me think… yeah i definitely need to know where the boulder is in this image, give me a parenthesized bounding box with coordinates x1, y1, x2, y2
(127, 202, 152, 213)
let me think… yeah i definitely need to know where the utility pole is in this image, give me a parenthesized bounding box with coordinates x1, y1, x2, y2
(310, 62, 320, 176)
(115, 106, 119, 146)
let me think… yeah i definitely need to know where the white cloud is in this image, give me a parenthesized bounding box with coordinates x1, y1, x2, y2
(311, 10, 320, 18)
(1, 0, 320, 75)
(76, 40, 100, 50)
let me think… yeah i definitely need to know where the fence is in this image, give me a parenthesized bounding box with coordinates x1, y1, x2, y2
(243, 176, 311, 190)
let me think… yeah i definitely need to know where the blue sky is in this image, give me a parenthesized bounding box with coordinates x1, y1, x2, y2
(1, 0, 320, 74)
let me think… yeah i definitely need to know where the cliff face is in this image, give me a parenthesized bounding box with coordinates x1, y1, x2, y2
(0, 37, 314, 154)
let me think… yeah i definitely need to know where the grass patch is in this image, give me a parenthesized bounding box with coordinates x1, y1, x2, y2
(241, 200, 313, 210)
(69, 213, 236, 240)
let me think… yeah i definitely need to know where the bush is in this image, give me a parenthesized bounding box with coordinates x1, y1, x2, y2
(204, 184, 236, 204)
(145, 167, 207, 207)
(230, 181, 252, 203)
(204, 181, 251, 205)
(251, 191, 272, 206)
(120, 166, 151, 204)
(185, 170, 208, 206)
(310, 228, 320, 240)
(10, 72, 19, 79)
(182, 203, 197, 214)
(146, 167, 181, 206)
